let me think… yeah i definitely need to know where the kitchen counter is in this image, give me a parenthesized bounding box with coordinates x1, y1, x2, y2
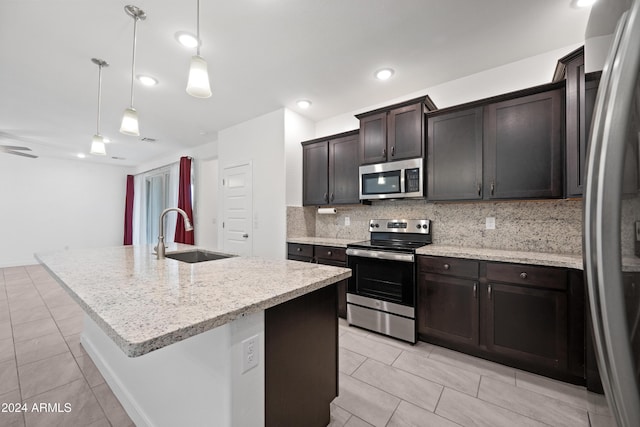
(287, 236, 360, 248)
(416, 245, 583, 269)
(36, 244, 350, 427)
(36, 244, 351, 357)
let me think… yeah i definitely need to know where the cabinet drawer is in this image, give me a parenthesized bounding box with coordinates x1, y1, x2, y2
(315, 246, 346, 263)
(287, 243, 314, 259)
(486, 262, 567, 290)
(418, 256, 479, 279)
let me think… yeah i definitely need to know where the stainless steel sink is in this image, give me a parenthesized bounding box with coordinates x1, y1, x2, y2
(165, 250, 235, 263)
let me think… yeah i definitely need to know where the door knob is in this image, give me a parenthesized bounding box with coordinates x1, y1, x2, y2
(242, 233, 249, 238)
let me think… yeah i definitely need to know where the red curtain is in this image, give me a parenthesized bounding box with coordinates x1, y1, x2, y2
(123, 174, 134, 245)
(175, 156, 195, 244)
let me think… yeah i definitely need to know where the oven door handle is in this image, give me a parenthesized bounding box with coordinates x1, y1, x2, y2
(346, 248, 414, 262)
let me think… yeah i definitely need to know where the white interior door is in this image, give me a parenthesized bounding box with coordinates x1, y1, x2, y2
(222, 163, 253, 256)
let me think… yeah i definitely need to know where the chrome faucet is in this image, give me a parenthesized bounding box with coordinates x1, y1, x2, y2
(156, 207, 194, 259)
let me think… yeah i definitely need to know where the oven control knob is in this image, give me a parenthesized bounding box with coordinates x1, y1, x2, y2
(375, 223, 379, 228)
(370, 224, 374, 228)
(416, 224, 421, 229)
(422, 224, 428, 229)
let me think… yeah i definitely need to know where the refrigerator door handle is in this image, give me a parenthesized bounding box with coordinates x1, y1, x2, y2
(584, 3, 640, 427)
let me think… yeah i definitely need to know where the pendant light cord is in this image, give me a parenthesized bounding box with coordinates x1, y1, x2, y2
(97, 64, 103, 135)
(196, 0, 201, 56)
(130, 15, 138, 108)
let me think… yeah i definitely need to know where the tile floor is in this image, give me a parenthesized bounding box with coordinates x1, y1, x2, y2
(0, 264, 617, 427)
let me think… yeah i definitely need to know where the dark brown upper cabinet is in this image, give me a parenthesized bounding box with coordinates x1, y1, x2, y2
(427, 82, 564, 201)
(427, 107, 484, 200)
(484, 87, 563, 199)
(302, 130, 359, 206)
(356, 96, 437, 165)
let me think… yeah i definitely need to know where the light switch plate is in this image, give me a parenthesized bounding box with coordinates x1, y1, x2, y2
(345, 216, 350, 226)
(486, 217, 496, 230)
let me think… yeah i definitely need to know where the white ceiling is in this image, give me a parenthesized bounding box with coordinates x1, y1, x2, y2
(0, 0, 591, 166)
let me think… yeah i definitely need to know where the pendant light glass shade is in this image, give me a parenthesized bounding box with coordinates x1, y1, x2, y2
(90, 135, 107, 155)
(186, 55, 212, 98)
(120, 107, 140, 136)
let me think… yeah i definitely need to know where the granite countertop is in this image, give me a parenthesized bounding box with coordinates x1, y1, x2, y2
(36, 244, 351, 358)
(287, 237, 362, 248)
(416, 245, 584, 269)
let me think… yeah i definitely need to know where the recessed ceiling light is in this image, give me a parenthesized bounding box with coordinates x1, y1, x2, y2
(297, 99, 312, 109)
(77, 153, 86, 159)
(136, 75, 158, 86)
(574, 0, 596, 7)
(175, 31, 199, 48)
(375, 68, 394, 81)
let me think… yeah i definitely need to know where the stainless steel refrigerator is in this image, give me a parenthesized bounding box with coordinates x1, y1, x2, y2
(584, 0, 640, 426)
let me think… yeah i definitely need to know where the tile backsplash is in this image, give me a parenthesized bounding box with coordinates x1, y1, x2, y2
(288, 199, 584, 255)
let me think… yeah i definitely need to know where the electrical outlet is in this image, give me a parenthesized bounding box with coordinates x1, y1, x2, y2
(345, 216, 350, 226)
(242, 335, 259, 373)
(486, 217, 496, 230)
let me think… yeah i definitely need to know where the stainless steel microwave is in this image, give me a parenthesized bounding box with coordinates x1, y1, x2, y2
(359, 158, 424, 200)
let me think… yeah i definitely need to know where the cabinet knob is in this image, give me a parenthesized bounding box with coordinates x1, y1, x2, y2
(327, 251, 332, 256)
(477, 183, 482, 196)
(520, 272, 528, 279)
(443, 263, 450, 270)
(323, 192, 328, 203)
(330, 192, 334, 202)
(296, 247, 302, 252)
(382, 148, 387, 157)
(391, 146, 395, 157)
(490, 182, 495, 196)
(242, 233, 249, 238)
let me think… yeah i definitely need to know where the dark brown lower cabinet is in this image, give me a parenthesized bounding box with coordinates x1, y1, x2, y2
(418, 273, 479, 347)
(286, 243, 349, 319)
(484, 282, 568, 371)
(265, 284, 338, 427)
(417, 256, 585, 384)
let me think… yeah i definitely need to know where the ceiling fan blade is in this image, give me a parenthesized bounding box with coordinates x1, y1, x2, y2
(6, 150, 38, 159)
(0, 145, 31, 151)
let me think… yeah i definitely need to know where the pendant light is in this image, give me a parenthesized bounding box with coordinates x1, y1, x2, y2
(120, 5, 146, 136)
(90, 58, 108, 156)
(186, 0, 212, 98)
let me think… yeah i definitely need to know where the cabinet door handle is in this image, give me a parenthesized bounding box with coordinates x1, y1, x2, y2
(443, 263, 450, 270)
(327, 251, 332, 256)
(242, 233, 249, 238)
(488, 284, 492, 300)
(324, 192, 329, 203)
(391, 146, 395, 157)
(330, 192, 334, 202)
(477, 183, 482, 196)
(490, 182, 495, 196)
(382, 148, 387, 157)
(520, 272, 528, 279)
(473, 282, 478, 298)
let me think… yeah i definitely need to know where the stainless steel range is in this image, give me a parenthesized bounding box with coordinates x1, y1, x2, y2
(345, 219, 431, 343)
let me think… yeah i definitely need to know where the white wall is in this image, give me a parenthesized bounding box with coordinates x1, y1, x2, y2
(0, 155, 131, 267)
(196, 158, 219, 249)
(314, 44, 583, 138)
(217, 109, 287, 259)
(284, 109, 315, 207)
(585, 0, 631, 72)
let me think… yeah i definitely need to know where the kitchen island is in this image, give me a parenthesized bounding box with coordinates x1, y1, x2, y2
(36, 244, 351, 427)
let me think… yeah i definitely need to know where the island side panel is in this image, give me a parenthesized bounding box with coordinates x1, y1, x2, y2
(265, 284, 338, 427)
